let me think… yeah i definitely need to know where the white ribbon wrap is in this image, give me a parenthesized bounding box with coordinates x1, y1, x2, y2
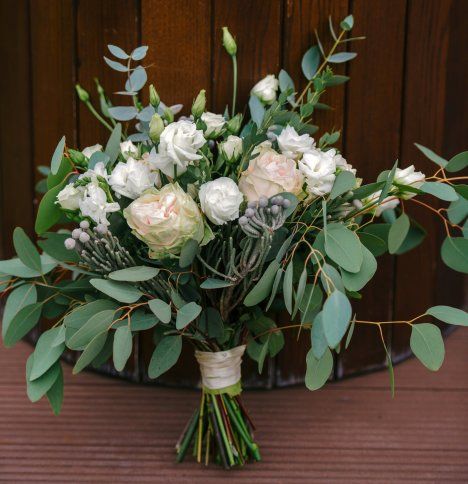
(195, 345, 246, 391)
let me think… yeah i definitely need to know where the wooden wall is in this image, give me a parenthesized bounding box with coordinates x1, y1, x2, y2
(0, 0, 466, 386)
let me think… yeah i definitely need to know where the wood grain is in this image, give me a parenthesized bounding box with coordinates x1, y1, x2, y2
(1, 331, 467, 482)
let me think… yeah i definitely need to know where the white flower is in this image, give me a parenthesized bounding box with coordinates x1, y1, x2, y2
(277, 126, 315, 160)
(109, 157, 160, 199)
(251, 74, 279, 104)
(299, 149, 336, 198)
(80, 161, 108, 182)
(79, 182, 120, 226)
(220, 135, 243, 161)
(151, 120, 206, 177)
(365, 190, 400, 217)
(201, 112, 226, 138)
(199, 177, 244, 225)
(120, 140, 138, 160)
(82, 144, 102, 159)
(333, 151, 357, 175)
(394, 165, 425, 199)
(56, 184, 84, 210)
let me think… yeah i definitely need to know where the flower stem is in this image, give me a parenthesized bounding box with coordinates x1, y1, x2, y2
(231, 55, 238, 118)
(84, 100, 114, 132)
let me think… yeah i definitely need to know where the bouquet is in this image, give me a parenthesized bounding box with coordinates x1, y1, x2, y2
(1, 15, 467, 469)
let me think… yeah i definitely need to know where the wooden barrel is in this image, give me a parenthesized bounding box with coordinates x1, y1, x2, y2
(3, 2, 467, 387)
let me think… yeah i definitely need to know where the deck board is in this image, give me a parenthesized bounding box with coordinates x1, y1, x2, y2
(1, 331, 467, 483)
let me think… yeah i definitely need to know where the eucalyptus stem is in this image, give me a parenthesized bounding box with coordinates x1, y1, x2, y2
(84, 100, 114, 132)
(231, 55, 238, 117)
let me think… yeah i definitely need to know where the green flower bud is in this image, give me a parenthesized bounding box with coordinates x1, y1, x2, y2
(191, 89, 206, 118)
(222, 27, 237, 56)
(226, 113, 243, 134)
(75, 84, 90, 102)
(163, 107, 174, 123)
(94, 78, 104, 96)
(68, 148, 86, 166)
(149, 113, 165, 142)
(149, 84, 160, 108)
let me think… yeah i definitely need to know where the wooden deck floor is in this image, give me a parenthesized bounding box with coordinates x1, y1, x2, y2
(1, 331, 467, 483)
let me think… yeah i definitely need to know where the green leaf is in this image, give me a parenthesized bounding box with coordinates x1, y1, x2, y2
(35, 180, 67, 234)
(378, 160, 398, 204)
(388, 213, 410, 254)
(278, 192, 299, 217)
(26, 355, 61, 403)
(301, 46, 320, 80)
(340, 14, 354, 30)
(320, 263, 345, 294)
(179, 239, 199, 268)
(47, 156, 73, 190)
(441, 237, 468, 273)
(278, 69, 295, 104)
(324, 223, 363, 273)
(46, 364, 64, 415)
(410, 323, 445, 371)
(0, 258, 41, 278)
(311, 312, 327, 359)
(52, 325, 66, 347)
(176, 302, 202, 330)
(199, 308, 224, 340)
(324, 75, 349, 87)
(29, 327, 65, 380)
(108, 266, 159, 282)
(200, 278, 232, 289)
(50, 136, 66, 175)
(447, 196, 468, 225)
(341, 245, 377, 291)
(148, 335, 182, 379)
(3, 303, 43, 348)
(426, 306, 468, 326)
(2, 283, 37, 339)
(330, 171, 356, 199)
(244, 259, 280, 306)
(345, 317, 355, 349)
(266, 267, 283, 311)
(105, 123, 122, 163)
(90, 279, 143, 303)
(394, 221, 426, 255)
(38, 232, 80, 263)
(419, 182, 459, 202)
(67, 309, 116, 350)
(305, 347, 333, 391)
(322, 290, 352, 348)
(249, 95, 265, 126)
(292, 267, 308, 318)
(300, 284, 323, 323)
(445, 151, 468, 173)
(352, 181, 386, 200)
(414, 143, 447, 167)
(358, 231, 387, 257)
(148, 299, 172, 324)
(13, 227, 42, 273)
(247, 336, 269, 374)
(113, 325, 133, 371)
(73, 332, 108, 374)
(328, 52, 357, 63)
(283, 261, 294, 314)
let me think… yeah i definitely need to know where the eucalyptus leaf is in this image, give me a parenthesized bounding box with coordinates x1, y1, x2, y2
(46, 364, 64, 415)
(3, 302, 43, 348)
(341, 245, 377, 291)
(179, 239, 199, 268)
(29, 327, 65, 381)
(103, 57, 128, 72)
(200, 278, 232, 289)
(50, 136, 66, 175)
(90, 279, 143, 303)
(26, 355, 60, 403)
(113, 325, 133, 371)
(330, 171, 356, 199)
(445, 151, 468, 173)
(441, 237, 468, 273)
(13, 227, 42, 272)
(388, 213, 410, 254)
(125, 66, 147, 92)
(324, 223, 363, 273)
(73, 331, 108, 374)
(2, 283, 37, 339)
(283, 261, 294, 314)
(414, 143, 447, 167)
(311, 312, 327, 359)
(301, 46, 320, 80)
(322, 290, 352, 348)
(148, 335, 182, 379)
(328, 52, 357, 63)
(67, 309, 116, 350)
(131, 45, 149, 60)
(107, 44, 129, 59)
(410, 323, 444, 371)
(148, 299, 172, 324)
(35, 180, 67, 234)
(426, 305, 468, 326)
(108, 106, 138, 121)
(109, 266, 159, 282)
(244, 260, 280, 306)
(105, 123, 122, 163)
(419, 182, 459, 202)
(176, 302, 202, 330)
(305, 347, 333, 391)
(249, 95, 265, 127)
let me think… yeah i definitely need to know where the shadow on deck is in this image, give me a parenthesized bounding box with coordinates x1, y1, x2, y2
(1, 331, 467, 482)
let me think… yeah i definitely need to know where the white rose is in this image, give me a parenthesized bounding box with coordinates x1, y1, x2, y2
(394, 165, 425, 199)
(299, 149, 336, 198)
(365, 190, 400, 217)
(82, 144, 102, 159)
(80, 161, 108, 182)
(239, 149, 304, 202)
(109, 157, 160, 199)
(151, 120, 206, 177)
(56, 184, 84, 210)
(199, 177, 244, 225)
(277, 126, 315, 160)
(333, 151, 357, 175)
(201, 112, 226, 138)
(220, 135, 243, 161)
(120, 140, 139, 160)
(79, 182, 120, 226)
(251, 74, 279, 104)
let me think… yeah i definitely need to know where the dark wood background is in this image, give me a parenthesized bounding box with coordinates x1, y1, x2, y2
(0, 0, 466, 387)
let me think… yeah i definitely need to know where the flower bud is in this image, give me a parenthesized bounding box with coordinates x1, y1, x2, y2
(191, 89, 206, 118)
(75, 84, 89, 102)
(68, 149, 86, 166)
(149, 113, 165, 142)
(163, 107, 174, 123)
(226, 114, 242, 134)
(64, 238, 76, 250)
(222, 27, 237, 56)
(149, 84, 160, 108)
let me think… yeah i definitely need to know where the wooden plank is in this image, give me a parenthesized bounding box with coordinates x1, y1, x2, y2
(276, 0, 349, 386)
(212, 0, 283, 387)
(0, 332, 467, 482)
(140, 0, 212, 385)
(392, 0, 453, 355)
(142, 0, 212, 113)
(335, 0, 407, 377)
(0, 0, 34, 258)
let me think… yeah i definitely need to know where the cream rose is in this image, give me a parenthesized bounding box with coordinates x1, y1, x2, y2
(123, 183, 206, 259)
(199, 177, 244, 225)
(251, 74, 279, 104)
(201, 112, 226, 138)
(394, 165, 425, 199)
(238, 149, 304, 202)
(151, 120, 206, 177)
(277, 126, 315, 160)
